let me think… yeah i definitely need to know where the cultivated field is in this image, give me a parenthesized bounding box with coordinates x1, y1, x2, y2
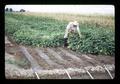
(5, 12, 115, 79)
(5, 36, 115, 79)
(5, 12, 115, 55)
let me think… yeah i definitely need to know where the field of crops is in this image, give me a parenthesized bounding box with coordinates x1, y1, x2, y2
(5, 12, 115, 56)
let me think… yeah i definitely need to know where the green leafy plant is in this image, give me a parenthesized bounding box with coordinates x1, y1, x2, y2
(5, 12, 115, 56)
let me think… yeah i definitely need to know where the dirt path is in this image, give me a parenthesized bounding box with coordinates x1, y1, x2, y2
(5, 36, 115, 79)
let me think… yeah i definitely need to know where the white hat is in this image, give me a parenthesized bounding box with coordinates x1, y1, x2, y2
(73, 21, 78, 25)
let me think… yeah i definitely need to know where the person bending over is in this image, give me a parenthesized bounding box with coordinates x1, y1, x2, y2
(64, 21, 82, 47)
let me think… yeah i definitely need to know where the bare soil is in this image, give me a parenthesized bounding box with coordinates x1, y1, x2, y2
(5, 36, 115, 79)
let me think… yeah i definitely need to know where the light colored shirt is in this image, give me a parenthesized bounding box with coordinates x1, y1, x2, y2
(64, 21, 82, 38)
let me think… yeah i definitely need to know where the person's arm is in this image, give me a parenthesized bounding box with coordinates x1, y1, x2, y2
(64, 23, 70, 38)
(77, 24, 82, 38)
(64, 29, 69, 38)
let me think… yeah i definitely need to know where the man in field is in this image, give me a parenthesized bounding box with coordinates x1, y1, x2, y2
(64, 21, 82, 47)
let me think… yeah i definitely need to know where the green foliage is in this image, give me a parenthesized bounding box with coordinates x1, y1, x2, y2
(5, 13, 115, 56)
(68, 28, 114, 56)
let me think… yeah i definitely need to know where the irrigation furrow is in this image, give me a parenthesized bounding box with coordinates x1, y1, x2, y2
(19, 46, 43, 70)
(46, 48, 75, 67)
(35, 48, 60, 67)
(58, 48, 84, 63)
(47, 48, 66, 61)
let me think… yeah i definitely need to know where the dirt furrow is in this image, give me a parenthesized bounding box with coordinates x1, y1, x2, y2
(26, 47, 52, 70)
(88, 54, 115, 65)
(35, 48, 62, 69)
(60, 47, 113, 66)
(58, 47, 83, 62)
(19, 46, 43, 70)
(57, 47, 90, 67)
(52, 48, 85, 67)
(45, 48, 76, 68)
(47, 48, 67, 62)
(5, 45, 31, 69)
